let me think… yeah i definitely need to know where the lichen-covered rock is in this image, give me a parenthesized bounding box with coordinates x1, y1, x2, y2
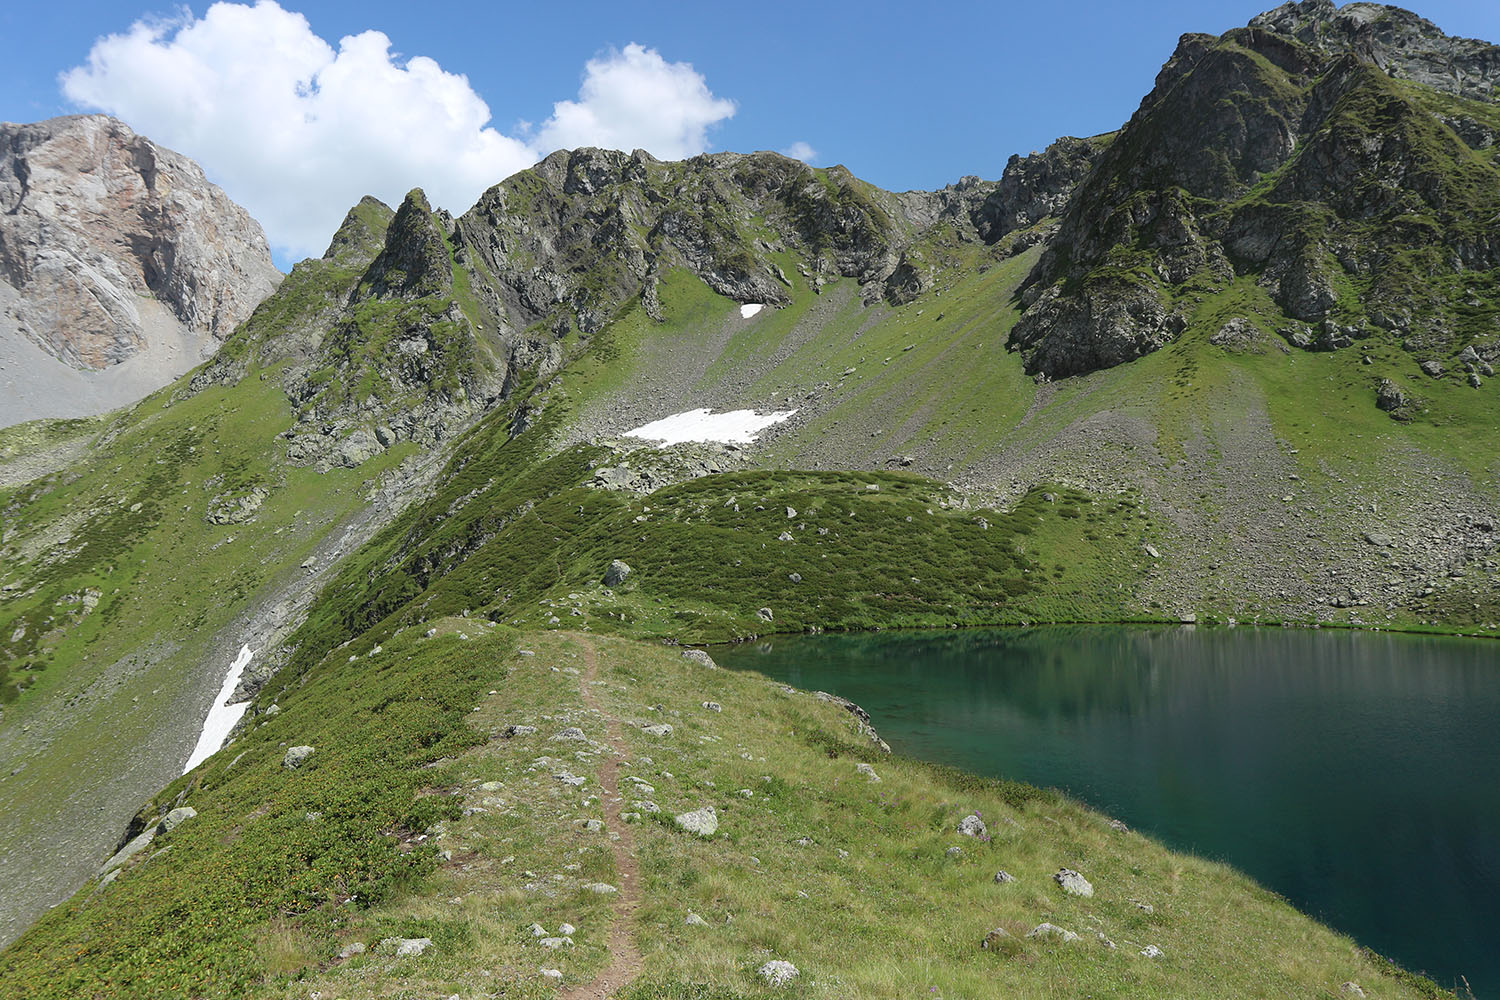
(1054, 868, 1095, 897)
(674, 805, 718, 837)
(283, 745, 315, 770)
(757, 960, 799, 987)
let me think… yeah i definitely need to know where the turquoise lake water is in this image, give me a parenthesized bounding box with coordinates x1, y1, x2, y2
(717, 625, 1500, 996)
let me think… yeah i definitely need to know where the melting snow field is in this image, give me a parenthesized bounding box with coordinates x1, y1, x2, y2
(624, 408, 796, 445)
(739, 303, 764, 319)
(182, 644, 254, 774)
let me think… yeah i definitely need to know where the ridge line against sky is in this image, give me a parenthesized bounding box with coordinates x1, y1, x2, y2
(5, 0, 1500, 266)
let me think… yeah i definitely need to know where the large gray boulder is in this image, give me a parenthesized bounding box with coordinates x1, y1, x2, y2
(1054, 868, 1095, 897)
(674, 805, 718, 838)
(603, 560, 632, 586)
(283, 745, 315, 770)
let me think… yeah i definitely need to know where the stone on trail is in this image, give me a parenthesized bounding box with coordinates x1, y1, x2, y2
(603, 559, 632, 586)
(1054, 868, 1094, 897)
(1027, 923, 1079, 943)
(283, 745, 315, 769)
(681, 648, 718, 669)
(758, 960, 799, 987)
(675, 805, 719, 837)
(957, 813, 987, 837)
(855, 762, 880, 782)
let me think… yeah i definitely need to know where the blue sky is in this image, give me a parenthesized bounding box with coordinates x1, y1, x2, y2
(6, 0, 1500, 264)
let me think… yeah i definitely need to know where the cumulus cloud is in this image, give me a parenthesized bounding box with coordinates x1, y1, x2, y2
(535, 44, 736, 160)
(61, 3, 736, 260)
(781, 141, 818, 164)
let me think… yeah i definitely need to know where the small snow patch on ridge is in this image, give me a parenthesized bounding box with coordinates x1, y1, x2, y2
(623, 408, 795, 445)
(740, 303, 764, 318)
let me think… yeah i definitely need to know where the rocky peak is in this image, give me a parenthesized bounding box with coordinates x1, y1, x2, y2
(0, 114, 280, 371)
(360, 189, 452, 300)
(1251, 1, 1500, 100)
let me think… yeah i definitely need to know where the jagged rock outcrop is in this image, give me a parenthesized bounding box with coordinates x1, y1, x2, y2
(1251, 0, 1500, 99)
(1010, 2, 1500, 378)
(0, 115, 279, 425)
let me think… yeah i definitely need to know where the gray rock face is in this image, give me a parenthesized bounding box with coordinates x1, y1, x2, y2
(283, 745, 315, 770)
(1251, 1, 1500, 101)
(0, 115, 280, 424)
(972, 136, 1107, 241)
(1376, 378, 1407, 412)
(603, 560, 632, 586)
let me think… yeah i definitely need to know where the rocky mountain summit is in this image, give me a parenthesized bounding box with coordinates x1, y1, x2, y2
(1011, 0, 1500, 378)
(0, 115, 280, 425)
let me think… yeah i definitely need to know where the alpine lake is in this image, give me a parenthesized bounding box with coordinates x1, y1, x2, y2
(717, 626, 1500, 996)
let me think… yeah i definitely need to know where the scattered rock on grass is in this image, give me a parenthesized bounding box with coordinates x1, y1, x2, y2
(981, 927, 1013, 949)
(338, 942, 366, 959)
(642, 723, 674, 736)
(529, 923, 547, 937)
(994, 870, 1016, 884)
(685, 912, 710, 927)
(856, 762, 880, 782)
(584, 882, 618, 894)
(1140, 944, 1164, 959)
(1027, 923, 1079, 943)
(757, 607, 774, 621)
(540, 968, 563, 981)
(503, 724, 538, 738)
(1054, 868, 1094, 897)
(603, 559, 632, 586)
(552, 727, 586, 741)
(702, 701, 722, 712)
(540, 937, 573, 949)
(758, 960, 799, 987)
(1340, 984, 1366, 997)
(283, 745, 315, 769)
(383, 937, 432, 957)
(674, 805, 718, 837)
(957, 813, 987, 837)
(682, 649, 718, 669)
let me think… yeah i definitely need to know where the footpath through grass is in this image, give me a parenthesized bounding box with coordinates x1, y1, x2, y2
(0, 625, 1446, 999)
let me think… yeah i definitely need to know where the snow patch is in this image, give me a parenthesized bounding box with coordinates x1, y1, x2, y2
(739, 303, 764, 319)
(182, 645, 253, 773)
(624, 408, 795, 446)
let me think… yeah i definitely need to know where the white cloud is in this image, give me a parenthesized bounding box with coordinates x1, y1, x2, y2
(60, 3, 736, 260)
(535, 44, 736, 160)
(782, 141, 818, 164)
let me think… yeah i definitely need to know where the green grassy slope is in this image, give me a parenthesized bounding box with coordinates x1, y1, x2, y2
(0, 626, 1443, 999)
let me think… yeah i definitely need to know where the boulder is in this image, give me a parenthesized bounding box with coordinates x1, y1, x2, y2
(1140, 944, 1164, 959)
(1420, 360, 1445, 378)
(856, 762, 881, 782)
(1027, 923, 1080, 943)
(756, 607, 774, 622)
(642, 723, 674, 737)
(283, 745, 315, 770)
(758, 960, 799, 987)
(1376, 378, 1406, 412)
(157, 807, 196, 833)
(681, 649, 718, 669)
(957, 813, 988, 838)
(675, 805, 719, 837)
(981, 927, 1013, 949)
(1054, 868, 1094, 897)
(994, 870, 1017, 884)
(603, 559, 632, 586)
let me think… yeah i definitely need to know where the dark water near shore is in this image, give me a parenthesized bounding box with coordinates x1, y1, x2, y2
(717, 626, 1500, 996)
